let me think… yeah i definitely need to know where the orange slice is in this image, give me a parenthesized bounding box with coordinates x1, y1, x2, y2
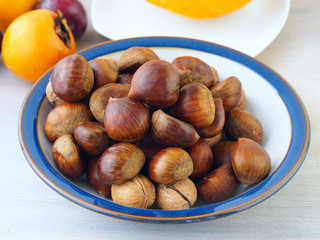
(146, 0, 252, 19)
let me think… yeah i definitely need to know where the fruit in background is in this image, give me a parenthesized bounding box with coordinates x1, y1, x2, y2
(35, 0, 87, 40)
(2, 10, 76, 82)
(0, 31, 2, 53)
(0, 0, 38, 31)
(146, 0, 251, 19)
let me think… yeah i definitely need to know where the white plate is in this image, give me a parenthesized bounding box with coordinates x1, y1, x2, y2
(91, 0, 290, 56)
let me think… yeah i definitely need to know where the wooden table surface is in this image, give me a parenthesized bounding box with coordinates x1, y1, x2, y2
(0, 0, 319, 239)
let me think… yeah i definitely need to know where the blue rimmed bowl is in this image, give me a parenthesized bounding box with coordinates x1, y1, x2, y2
(19, 37, 310, 223)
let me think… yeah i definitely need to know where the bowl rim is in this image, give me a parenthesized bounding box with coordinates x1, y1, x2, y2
(18, 36, 310, 223)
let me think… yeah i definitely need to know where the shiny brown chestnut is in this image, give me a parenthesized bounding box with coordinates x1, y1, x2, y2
(151, 109, 200, 148)
(74, 122, 110, 156)
(232, 89, 246, 111)
(52, 134, 86, 178)
(104, 97, 150, 142)
(204, 131, 223, 148)
(212, 141, 237, 168)
(51, 54, 94, 102)
(188, 138, 214, 180)
(211, 76, 242, 112)
(224, 110, 263, 144)
(172, 56, 216, 88)
(116, 73, 133, 85)
(45, 103, 93, 141)
(118, 46, 159, 73)
(197, 163, 238, 202)
(231, 138, 271, 184)
(98, 143, 145, 185)
(89, 83, 130, 123)
(128, 60, 180, 109)
(170, 82, 215, 129)
(89, 57, 118, 90)
(197, 98, 225, 138)
(148, 147, 193, 184)
(87, 157, 111, 197)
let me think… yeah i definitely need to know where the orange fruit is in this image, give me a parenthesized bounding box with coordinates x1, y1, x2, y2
(146, 0, 252, 19)
(2, 9, 76, 82)
(0, 0, 39, 31)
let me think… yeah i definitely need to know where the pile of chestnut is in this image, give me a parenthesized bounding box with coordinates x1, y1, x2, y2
(44, 47, 271, 210)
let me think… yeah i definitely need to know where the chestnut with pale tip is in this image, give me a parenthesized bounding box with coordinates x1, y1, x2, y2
(45, 103, 93, 141)
(103, 97, 150, 142)
(224, 110, 263, 144)
(197, 163, 238, 203)
(111, 174, 156, 209)
(89, 83, 130, 123)
(51, 54, 94, 102)
(172, 56, 216, 88)
(128, 59, 180, 109)
(231, 138, 271, 184)
(170, 82, 215, 129)
(148, 147, 193, 184)
(156, 177, 197, 210)
(151, 109, 200, 148)
(52, 134, 85, 178)
(87, 157, 111, 197)
(98, 143, 145, 185)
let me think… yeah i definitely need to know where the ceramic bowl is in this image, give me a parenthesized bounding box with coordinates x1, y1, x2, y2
(19, 37, 310, 223)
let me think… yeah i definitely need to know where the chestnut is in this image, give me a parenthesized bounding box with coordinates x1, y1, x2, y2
(87, 157, 111, 197)
(203, 131, 223, 148)
(98, 143, 145, 185)
(104, 97, 150, 142)
(74, 122, 110, 156)
(148, 147, 193, 184)
(170, 82, 215, 129)
(52, 134, 85, 178)
(231, 138, 271, 184)
(51, 54, 94, 102)
(151, 109, 200, 148)
(116, 73, 133, 85)
(128, 60, 180, 109)
(197, 163, 238, 202)
(212, 141, 237, 168)
(89, 83, 130, 123)
(188, 138, 214, 180)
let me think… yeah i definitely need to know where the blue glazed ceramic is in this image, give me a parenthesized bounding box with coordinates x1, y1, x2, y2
(19, 37, 310, 223)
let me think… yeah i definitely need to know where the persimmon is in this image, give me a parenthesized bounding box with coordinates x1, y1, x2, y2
(146, 0, 252, 19)
(2, 9, 76, 82)
(0, 0, 39, 31)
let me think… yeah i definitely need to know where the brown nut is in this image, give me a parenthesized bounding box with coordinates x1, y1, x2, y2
(74, 122, 110, 156)
(151, 109, 200, 148)
(51, 54, 94, 102)
(111, 174, 156, 209)
(45, 81, 67, 106)
(116, 73, 133, 85)
(128, 60, 180, 109)
(45, 103, 93, 141)
(211, 76, 242, 112)
(204, 131, 223, 147)
(52, 134, 85, 178)
(188, 138, 214, 180)
(197, 98, 225, 138)
(89, 83, 130, 123)
(156, 177, 197, 210)
(148, 147, 193, 184)
(197, 163, 238, 203)
(118, 46, 159, 73)
(231, 138, 271, 184)
(87, 157, 111, 197)
(232, 89, 246, 111)
(172, 56, 216, 88)
(89, 57, 118, 90)
(212, 141, 237, 168)
(104, 97, 150, 142)
(98, 143, 145, 185)
(224, 110, 263, 144)
(170, 82, 215, 129)
(136, 134, 166, 163)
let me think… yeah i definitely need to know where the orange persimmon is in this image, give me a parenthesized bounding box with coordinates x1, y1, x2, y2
(2, 9, 76, 82)
(146, 0, 252, 19)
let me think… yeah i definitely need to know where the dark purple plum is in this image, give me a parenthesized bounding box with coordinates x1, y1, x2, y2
(35, 0, 87, 40)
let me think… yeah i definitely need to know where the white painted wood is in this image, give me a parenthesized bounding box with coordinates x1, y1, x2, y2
(0, 0, 319, 239)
